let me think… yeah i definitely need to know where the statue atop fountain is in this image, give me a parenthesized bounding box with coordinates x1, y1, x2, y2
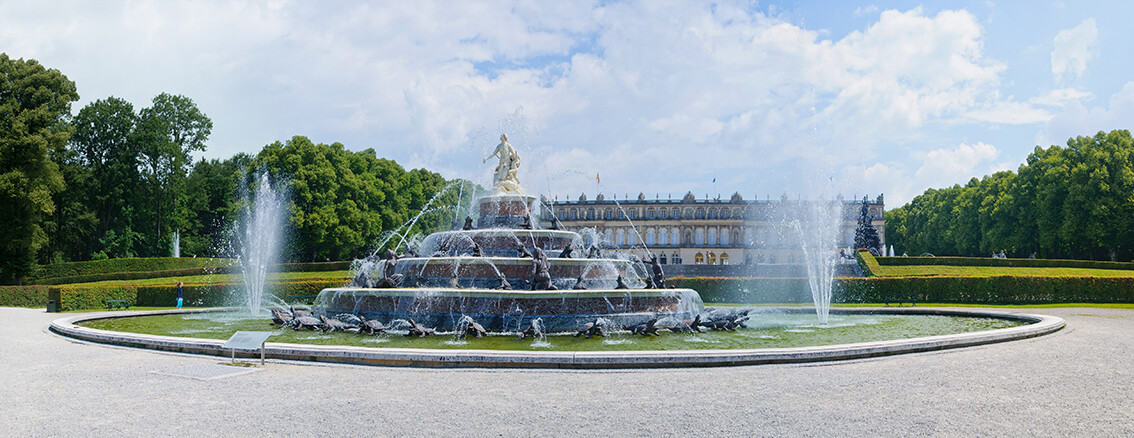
(483, 133, 523, 194)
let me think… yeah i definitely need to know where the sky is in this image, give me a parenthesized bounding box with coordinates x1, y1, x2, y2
(2, 0, 1131, 207)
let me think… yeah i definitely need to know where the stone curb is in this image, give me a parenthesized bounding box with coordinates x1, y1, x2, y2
(50, 307, 1065, 369)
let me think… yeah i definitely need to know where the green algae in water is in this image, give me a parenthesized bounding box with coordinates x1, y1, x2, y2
(79, 311, 1024, 352)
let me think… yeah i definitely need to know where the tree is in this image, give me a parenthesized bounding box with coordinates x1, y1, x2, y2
(134, 93, 212, 256)
(66, 96, 142, 259)
(0, 54, 78, 283)
(181, 154, 250, 257)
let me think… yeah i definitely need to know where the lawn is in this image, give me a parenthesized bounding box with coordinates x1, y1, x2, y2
(870, 264, 1134, 278)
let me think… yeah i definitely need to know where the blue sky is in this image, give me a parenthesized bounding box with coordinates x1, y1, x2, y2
(2, 0, 1131, 207)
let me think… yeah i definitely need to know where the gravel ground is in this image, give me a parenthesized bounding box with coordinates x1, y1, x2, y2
(2, 306, 1131, 437)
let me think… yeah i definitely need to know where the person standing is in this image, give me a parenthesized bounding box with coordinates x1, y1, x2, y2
(176, 282, 183, 309)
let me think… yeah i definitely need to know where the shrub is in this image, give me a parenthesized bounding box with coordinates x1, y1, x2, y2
(0, 286, 50, 307)
(838, 276, 1134, 304)
(53, 278, 349, 311)
(50, 285, 138, 311)
(875, 256, 1134, 271)
(673, 275, 1134, 305)
(671, 277, 819, 304)
(856, 250, 879, 277)
(31, 266, 242, 285)
(30, 258, 236, 283)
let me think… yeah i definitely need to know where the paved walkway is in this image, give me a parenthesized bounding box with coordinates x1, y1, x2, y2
(2, 306, 1131, 436)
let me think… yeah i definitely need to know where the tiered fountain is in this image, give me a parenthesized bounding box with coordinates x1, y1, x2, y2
(313, 134, 705, 331)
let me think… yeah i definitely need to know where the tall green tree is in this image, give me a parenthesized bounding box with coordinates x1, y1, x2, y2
(889, 130, 1133, 261)
(134, 93, 212, 256)
(66, 96, 141, 259)
(0, 54, 78, 283)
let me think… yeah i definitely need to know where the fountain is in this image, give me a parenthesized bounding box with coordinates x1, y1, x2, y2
(55, 133, 1065, 367)
(236, 172, 287, 314)
(313, 134, 704, 331)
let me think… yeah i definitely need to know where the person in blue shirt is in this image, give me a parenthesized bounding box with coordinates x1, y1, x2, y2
(176, 282, 183, 309)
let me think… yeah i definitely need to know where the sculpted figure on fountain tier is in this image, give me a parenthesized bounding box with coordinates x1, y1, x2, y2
(483, 133, 523, 194)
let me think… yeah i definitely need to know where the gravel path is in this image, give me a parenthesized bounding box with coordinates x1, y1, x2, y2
(2, 306, 1131, 436)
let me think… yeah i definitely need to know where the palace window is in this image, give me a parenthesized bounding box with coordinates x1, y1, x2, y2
(616, 229, 625, 246)
(721, 209, 730, 219)
(672, 228, 680, 246)
(708, 228, 717, 246)
(721, 253, 729, 265)
(659, 254, 667, 265)
(605, 230, 613, 247)
(695, 253, 704, 265)
(695, 229, 705, 245)
(604, 209, 612, 220)
(672, 253, 681, 264)
(721, 229, 730, 246)
(673, 208, 681, 219)
(658, 209, 666, 219)
(629, 209, 636, 219)
(647, 209, 655, 219)
(709, 209, 718, 219)
(570, 209, 577, 220)
(658, 228, 668, 246)
(587, 209, 595, 220)
(646, 229, 655, 246)
(696, 209, 705, 219)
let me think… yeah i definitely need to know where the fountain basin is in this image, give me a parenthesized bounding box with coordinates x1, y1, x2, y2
(315, 287, 704, 331)
(52, 308, 1065, 368)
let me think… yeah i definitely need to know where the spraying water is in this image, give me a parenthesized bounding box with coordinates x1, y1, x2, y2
(171, 230, 180, 258)
(787, 197, 841, 325)
(237, 173, 287, 314)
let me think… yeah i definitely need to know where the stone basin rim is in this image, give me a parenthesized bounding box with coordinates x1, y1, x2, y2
(49, 307, 1065, 369)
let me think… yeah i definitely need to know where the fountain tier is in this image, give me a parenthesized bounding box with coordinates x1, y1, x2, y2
(315, 188, 705, 331)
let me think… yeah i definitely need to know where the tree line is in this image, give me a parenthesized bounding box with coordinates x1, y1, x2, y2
(886, 129, 1134, 261)
(1, 54, 466, 284)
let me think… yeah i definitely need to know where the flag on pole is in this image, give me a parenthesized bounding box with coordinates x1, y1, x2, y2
(596, 173, 600, 184)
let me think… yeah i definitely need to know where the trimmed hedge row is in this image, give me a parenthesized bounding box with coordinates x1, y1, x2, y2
(279, 261, 353, 272)
(671, 275, 1134, 305)
(671, 277, 817, 304)
(30, 257, 235, 282)
(856, 250, 879, 277)
(840, 276, 1134, 304)
(876, 255, 1134, 271)
(49, 278, 348, 311)
(31, 266, 242, 286)
(0, 286, 50, 307)
(27, 260, 354, 285)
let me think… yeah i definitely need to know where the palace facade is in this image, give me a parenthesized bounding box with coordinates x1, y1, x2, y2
(539, 192, 885, 267)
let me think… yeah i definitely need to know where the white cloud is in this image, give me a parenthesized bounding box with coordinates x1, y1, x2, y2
(1039, 81, 1134, 147)
(1, 1, 1032, 206)
(1051, 18, 1098, 81)
(853, 5, 880, 17)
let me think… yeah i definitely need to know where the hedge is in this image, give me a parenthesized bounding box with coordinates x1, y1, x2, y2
(279, 261, 353, 272)
(839, 276, 1134, 304)
(0, 286, 50, 307)
(25, 259, 353, 285)
(856, 250, 879, 277)
(875, 255, 1134, 271)
(671, 275, 1134, 305)
(49, 278, 348, 311)
(30, 266, 243, 286)
(29, 258, 236, 283)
